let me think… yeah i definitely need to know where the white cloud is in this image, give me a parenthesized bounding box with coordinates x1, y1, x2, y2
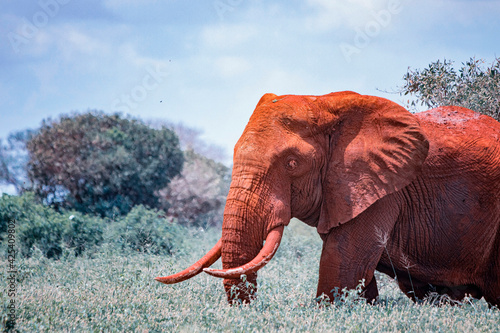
(0, 184, 17, 196)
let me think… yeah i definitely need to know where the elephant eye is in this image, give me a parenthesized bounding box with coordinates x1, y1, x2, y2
(286, 158, 298, 171)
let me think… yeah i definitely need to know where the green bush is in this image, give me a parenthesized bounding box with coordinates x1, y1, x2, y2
(106, 205, 184, 255)
(1, 193, 189, 259)
(0, 192, 40, 242)
(0, 192, 64, 258)
(62, 212, 104, 257)
(0, 193, 103, 259)
(17, 210, 67, 259)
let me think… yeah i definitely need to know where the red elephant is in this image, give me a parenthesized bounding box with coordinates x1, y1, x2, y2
(157, 92, 500, 307)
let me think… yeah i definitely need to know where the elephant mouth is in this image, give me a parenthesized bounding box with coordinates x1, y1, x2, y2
(155, 225, 284, 283)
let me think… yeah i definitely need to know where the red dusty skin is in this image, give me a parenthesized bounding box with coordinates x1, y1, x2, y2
(203, 226, 284, 279)
(155, 239, 222, 284)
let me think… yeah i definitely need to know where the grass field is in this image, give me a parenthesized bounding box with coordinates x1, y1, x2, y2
(2, 220, 499, 332)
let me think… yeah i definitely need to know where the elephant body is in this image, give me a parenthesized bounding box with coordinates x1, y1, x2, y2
(158, 92, 500, 307)
(391, 107, 500, 303)
(319, 106, 500, 305)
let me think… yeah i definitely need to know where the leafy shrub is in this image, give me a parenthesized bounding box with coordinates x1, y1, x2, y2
(26, 111, 184, 217)
(106, 205, 184, 255)
(0, 192, 64, 257)
(0, 193, 103, 259)
(400, 57, 500, 120)
(62, 212, 104, 257)
(1, 193, 190, 259)
(17, 210, 67, 259)
(0, 192, 40, 242)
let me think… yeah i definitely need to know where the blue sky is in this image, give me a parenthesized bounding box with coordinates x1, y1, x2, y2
(1, 0, 499, 164)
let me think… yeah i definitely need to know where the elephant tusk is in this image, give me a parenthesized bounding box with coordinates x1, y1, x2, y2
(203, 226, 284, 279)
(155, 238, 222, 284)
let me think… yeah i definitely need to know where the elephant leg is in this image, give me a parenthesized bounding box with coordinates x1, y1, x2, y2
(438, 285, 482, 302)
(363, 275, 379, 303)
(396, 276, 431, 302)
(399, 280, 485, 304)
(316, 195, 399, 303)
(483, 270, 500, 307)
(316, 224, 386, 304)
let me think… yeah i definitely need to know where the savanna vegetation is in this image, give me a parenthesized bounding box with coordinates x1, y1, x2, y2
(399, 57, 500, 121)
(1, 58, 500, 331)
(27, 112, 184, 217)
(1, 219, 499, 331)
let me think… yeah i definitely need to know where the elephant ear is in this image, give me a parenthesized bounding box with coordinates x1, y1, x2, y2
(316, 93, 429, 234)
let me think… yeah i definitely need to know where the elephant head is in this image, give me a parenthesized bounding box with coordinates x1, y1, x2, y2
(156, 91, 429, 303)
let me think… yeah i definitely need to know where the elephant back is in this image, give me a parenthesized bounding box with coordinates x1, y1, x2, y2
(416, 106, 500, 181)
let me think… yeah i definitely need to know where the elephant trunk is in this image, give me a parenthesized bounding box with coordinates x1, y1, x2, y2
(155, 163, 289, 304)
(211, 177, 289, 303)
(208, 222, 284, 302)
(219, 195, 265, 303)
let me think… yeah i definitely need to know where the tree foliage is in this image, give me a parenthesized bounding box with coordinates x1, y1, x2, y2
(400, 57, 500, 121)
(26, 112, 184, 217)
(159, 149, 231, 228)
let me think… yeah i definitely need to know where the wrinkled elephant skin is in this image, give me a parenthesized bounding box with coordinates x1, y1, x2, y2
(157, 92, 500, 307)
